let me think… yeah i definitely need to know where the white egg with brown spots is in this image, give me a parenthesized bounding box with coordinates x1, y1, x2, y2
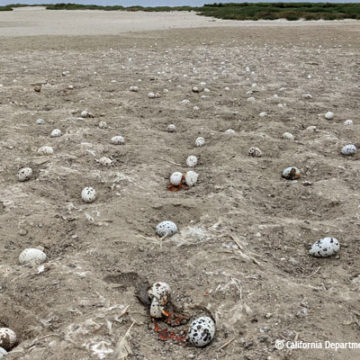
(188, 316, 215, 347)
(309, 237, 340, 257)
(341, 144, 357, 156)
(248, 147, 262, 157)
(17, 167, 33, 182)
(81, 187, 96, 203)
(156, 221, 178, 237)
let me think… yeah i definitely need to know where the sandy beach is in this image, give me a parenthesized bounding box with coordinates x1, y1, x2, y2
(0, 8, 360, 360)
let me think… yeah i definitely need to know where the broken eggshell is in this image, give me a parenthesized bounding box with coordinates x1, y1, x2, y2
(156, 221, 178, 237)
(309, 237, 340, 257)
(282, 167, 301, 180)
(148, 282, 172, 318)
(0, 328, 17, 351)
(188, 316, 216, 348)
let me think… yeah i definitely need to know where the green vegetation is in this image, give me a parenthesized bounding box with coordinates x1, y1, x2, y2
(1, 3, 360, 20)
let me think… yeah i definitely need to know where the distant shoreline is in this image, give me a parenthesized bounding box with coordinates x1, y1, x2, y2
(1, 3, 360, 21)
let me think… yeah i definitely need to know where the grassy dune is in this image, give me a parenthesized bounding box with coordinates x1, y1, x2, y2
(2, 3, 360, 20)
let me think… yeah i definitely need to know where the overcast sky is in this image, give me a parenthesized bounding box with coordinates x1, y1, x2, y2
(3, 0, 358, 6)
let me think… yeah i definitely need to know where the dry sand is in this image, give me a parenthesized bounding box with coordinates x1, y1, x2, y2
(0, 8, 360, 360)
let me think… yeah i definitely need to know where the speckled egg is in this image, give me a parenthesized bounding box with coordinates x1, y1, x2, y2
(0, 347, 8, 359)
(170, 172, 183, 186)
(248, 147, 262, 157)
(37, 146, 54, 155)
(0, 328, 17, 351)
(184, 171, 198, 187)
(309, 237, 340, 257)
(195, 137, 205, 147)
(325, 111, 334, 120)
(50, 129, 62, 137)
(282, 167, 301, 180)
(186, 155, 198, 167)
(81, 187, 96, 203)
(149, 297, 164, 318)
(341, 144, 357, 156)
(188, 317, 216, 348)
(17, 167, 33, 182)
(167, 124, 176, 133)
(148, 282, 172, 303)
(19, 248, 46, 266)
(156, 221, 178, 237)
(111, 136, 125, 145)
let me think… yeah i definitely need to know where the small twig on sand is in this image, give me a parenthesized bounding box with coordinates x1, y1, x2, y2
(216, 337, 235, 351)
(113, 321, 135, 359)
(155, 157, 181, 167)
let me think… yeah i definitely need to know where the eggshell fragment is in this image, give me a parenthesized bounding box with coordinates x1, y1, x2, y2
(129, 86, 138, 92)
(309, 237, 340, 257)
(186, 155, 198, 167)
(36, 118, 45, 125)
(111, 136, 125, 145)
(0, 328, 17, 351)
(37, 146, 54, 155)
(195, 137, 205, 147)
(282, 132, 294, 141)
(341, 144, 357, 156)
(149, 297, 163, 318)
(148, 282, 171, 303)
(156, 221, 178, 237)
(17, 167, 33, 182)
(344, 119, 353, 126)
(170, 172, 183, 186)
(19, 248, 46, 266)
(188, 317, 216, 347)
(282, 167, 301, 180)
(224, 129, 235, 135)
(248, 147, 262, 157)
(50, 129, 62, 137)
(81, 187, 96, 203)
(98, 121, 108, 129)
(184, 171, 198, 187)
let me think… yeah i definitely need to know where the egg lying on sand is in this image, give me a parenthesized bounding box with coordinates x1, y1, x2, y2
(282, 167, 301, 180)
(186, 155, 198, 167)
(19, 248, 46, 266)
(81, 187, 96, 203)
(0, 328, 17, 351)
(167, 124, 176, 133)
(341, 144, 357, 156)
(188, 317, 216, 347)
(184, 171, 198, 187)
(325, 111, 334, 120)
(156, 221, 178, 237)
(17, 167, 33, 182)
(50, 129, 62, 137)
(195, 137, 205, 147)
(170, 172, 183, 186)
(282, 132, 294, 141)
(37, 146, 54, 155)
(309, 237, 340, 257)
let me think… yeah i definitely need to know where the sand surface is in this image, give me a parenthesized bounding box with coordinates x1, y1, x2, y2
(0, 9, 360, 360)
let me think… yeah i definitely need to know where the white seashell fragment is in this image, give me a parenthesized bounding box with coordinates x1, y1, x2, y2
(148, 92, 156, 98)
(282, 167, 301, 180)
(248, 147, 262, 157)
(170, 172, 183, 186)
(188, 316, 216, 347)
(37, 146, 54, 155)
(309, 237, 340, 257)
(167, 124, 176, 133)
(341, 144, 357, 156)
(282, 132, 294, 141)
(50, 129, 62, 137)
(0, 328, 17, 351)
(186, 155, 198, 167)
(129, 86, 138, 92)
(184, 171, 198, 187)
(98, 157, 113, 166)
(36, 118, 45, 125)
(247, 97, 256, 102)
(19, 248, 46, 266)
(17, 167, 33, 182)
(156, 221, 178, 237)
(305, 126, 317, 132)
(344, 119, 353, 126)
(259, 112, 267, 117)
(81, 187, 96, 203)
(195, 137, 205, 147)
(302, 93, 312, 99)
(325, 111, 334, 120)
(111, 136, 125, 145)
